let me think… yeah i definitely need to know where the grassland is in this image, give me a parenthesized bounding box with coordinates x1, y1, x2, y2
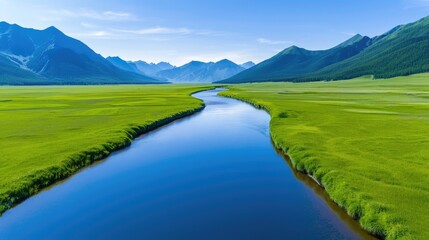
(220, 74, 429, 240)
(0, 84, 212, 215)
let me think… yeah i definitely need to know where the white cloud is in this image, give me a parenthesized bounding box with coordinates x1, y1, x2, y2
(257, 38, 291, 45)
(70, 31, 114, 39)
(119, 27, 193, 35)
(103, 11, 132, 19)
(90, 31, 111, 37)
(80, 22, 99, 29)
(115, 27, 223, 37)
(48, 9, 137, 21)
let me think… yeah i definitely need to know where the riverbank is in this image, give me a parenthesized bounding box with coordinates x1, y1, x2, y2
(219, 73, 429, 240)
(0, 85, 213, 215)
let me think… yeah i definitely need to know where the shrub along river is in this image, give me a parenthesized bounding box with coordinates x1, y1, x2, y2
(0, 89, 374, 239)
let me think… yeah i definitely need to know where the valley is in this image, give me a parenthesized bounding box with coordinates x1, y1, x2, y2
(1, 2, 429, 239)
(220, 74, 429, 239)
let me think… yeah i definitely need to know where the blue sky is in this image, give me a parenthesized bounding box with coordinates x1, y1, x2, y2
(1, 0, 429, 65)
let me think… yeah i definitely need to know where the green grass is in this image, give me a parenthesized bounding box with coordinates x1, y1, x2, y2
(0, 84, 212, 215)
(220, 73, 429, 240)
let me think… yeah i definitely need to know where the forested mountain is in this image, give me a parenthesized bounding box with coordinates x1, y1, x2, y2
(220, 16, 429, 83)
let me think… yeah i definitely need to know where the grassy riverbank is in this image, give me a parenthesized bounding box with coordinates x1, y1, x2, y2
(220, 74, 429, 240)
(0, 84, 212, 215)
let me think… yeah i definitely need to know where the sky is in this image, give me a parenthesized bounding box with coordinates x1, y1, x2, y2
(1, 0, 429, 66)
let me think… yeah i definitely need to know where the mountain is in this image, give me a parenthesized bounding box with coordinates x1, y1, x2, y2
(157, 59, 245, 83)
(221, 34, 372, 83)
(0, 22, 160, 85)
(107, 55, 250, 83)
(106, 56, 142, 75)
(106, 56, 175, 81)
(131, 61, 174, 77)
(307, 17, 429, 80)
(220, 16, 429, 83)
(240, 61, 256, 69)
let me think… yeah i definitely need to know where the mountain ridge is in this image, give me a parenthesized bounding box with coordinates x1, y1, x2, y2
(0, 22, 160, 85)
(107, 56, 250, 83)
(220, 16, 429, 83)
(157, 59, 245, 83)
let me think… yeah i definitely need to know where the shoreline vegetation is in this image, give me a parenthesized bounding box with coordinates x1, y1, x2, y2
(0, 85, 213, 215)
(220, 73, 429, 240)
(271, 143, 377, 239)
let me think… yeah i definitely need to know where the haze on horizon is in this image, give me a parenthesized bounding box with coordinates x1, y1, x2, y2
(1, 0, 429, 65)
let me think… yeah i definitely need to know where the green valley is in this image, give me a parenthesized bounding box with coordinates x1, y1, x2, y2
(220, 74, 429, 239)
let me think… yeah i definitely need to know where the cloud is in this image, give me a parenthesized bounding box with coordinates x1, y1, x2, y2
(89, 31, 111, 37)
(48, 9, 137, 21)
(103, 11, 132, 19)
(116, 27, 223, 37)
(70, 26, 197, 40)
(257, 38, 291, 45)
(119, 27, 193, 35)
(71, 31, 113, 38)
(80, 22, 99, 29)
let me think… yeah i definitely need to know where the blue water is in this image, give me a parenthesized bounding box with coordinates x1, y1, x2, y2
(0, 89, 372, 239)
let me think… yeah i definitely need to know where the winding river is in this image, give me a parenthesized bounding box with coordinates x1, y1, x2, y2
(0, 89, 373, 239)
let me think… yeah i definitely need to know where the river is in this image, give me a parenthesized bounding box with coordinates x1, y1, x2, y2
(0, 89, 372, 239)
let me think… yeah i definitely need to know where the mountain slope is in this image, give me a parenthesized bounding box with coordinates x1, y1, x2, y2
(307, 17, 429, 80)
(0, 54, 47, 85)
(157, 59, 245, 83)
(240, 61, 256, 69)
(222, 34, 372, 83)
(131, 61, 174, 77)
(221, 16, 429, 83)
(106, 56, 142, 74)
(0, 22, 160, 85)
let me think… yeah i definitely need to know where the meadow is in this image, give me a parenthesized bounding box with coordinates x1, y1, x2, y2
(0, 84, 211, 215)
(220, 74, 429, 240)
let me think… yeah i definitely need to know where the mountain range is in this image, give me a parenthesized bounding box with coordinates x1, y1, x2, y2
(106, 57, 174, 78)
(107, 56, 253, 83)
(2, 15, 429, 85)
(240, 61, 256, 69)
(220, 16, 429, 83)
(0, 22, 160, 85)
(156, 59, 248, 83)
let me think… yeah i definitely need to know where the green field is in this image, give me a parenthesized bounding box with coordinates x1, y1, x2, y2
(221, 74, 429, 240)
(0, 84, 211, 215)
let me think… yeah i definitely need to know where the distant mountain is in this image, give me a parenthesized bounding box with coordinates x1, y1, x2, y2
(0, 22, 160, 85)
(107, 55, 249, 83)
(106, 56, 174, 80)
(220, 16, 429, 83)
(157, 59, 245, 83)
(106, 56, 142, 74)
(131, 61, 174, 77)
(240, 61, 256, 69)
